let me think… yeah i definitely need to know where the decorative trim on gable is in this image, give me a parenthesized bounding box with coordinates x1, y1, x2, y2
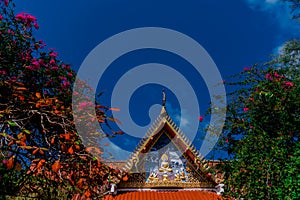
(121, 107, 222, 188)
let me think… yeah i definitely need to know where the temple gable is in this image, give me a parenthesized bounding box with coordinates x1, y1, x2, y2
(118, 107, 222, 189)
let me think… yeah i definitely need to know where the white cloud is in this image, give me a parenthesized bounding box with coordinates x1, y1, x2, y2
(273, 42, 286, 55)
(244, 0, 299, 56)
(244, 0, 298, 31)
(166, 103, 191, 130)
(265, 0, 278, 4)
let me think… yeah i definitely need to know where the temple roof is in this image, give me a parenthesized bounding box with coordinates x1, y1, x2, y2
(104, 91, 225, 199)
(117, 96, 222, 189)
(103, 190, 225, 200)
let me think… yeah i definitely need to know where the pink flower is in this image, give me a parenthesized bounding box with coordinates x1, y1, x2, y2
(33, 22, 39, 29)
(20, 13, 36, 21)
(265, 73, 272, 80)
(0, 15, 3, 20)
(2, 160, 8, 164)
(15, 12, 37, 28)
(26, 66, 35, 70)
(268, 184, 272, 187)
(7, 29, 14, 35)
(49, 52, 58, 57)
(78, 101, 93, 110)
(32, 61, 40, 69)
(0, 70, 7, 75)
(225, 139, 229, 143)
(62, 81, 70, 87)
(39, 40, 46, 48)
(284, 81, 294, 87)
(51, 66, 59, 70)
(274, 72, 281, 78)
(59, 76, 67, 80)
(50, 59, 56, 64)
(199, 116, 204, 122)
(243, 107, 249, 112)
(243, 67, 250, 71)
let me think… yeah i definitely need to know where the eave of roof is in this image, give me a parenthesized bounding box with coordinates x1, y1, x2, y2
(102, 190, 225, 200)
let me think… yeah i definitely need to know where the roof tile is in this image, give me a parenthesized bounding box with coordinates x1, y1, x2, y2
(102, 191, 224, 200)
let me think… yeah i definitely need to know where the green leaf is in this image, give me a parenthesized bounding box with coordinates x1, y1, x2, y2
(8, 121, 17, 126)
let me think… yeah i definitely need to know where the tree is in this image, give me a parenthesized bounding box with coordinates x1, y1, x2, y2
(271, 39, 300, 80)
(0, 0, 122, 199)
(282, 0, 300, 21)
(215, 60, 300, 199)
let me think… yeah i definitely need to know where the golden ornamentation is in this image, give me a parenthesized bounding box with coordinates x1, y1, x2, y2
(118, 181, 214, 188)
(158, 153, 173, 173)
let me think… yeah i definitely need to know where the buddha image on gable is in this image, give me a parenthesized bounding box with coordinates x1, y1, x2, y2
(159, 153, 172, 172)
(146, 148, 188, 182)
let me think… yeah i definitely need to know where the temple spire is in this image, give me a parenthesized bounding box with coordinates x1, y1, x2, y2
(161, 89, 167, 114)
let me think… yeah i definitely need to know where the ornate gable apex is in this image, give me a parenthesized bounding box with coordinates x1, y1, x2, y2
(121, 100, 222, 189)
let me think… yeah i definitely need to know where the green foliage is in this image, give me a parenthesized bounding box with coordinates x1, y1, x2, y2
(0, 0, 122, 199)
(215, 45, 300, 199)
(270, 39, 300, 80)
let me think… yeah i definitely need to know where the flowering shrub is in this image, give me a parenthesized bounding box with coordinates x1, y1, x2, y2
(215, 64, 300, 199)
(0, 0, 123, 198)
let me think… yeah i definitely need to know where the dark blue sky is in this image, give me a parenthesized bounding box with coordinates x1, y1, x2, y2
(14, 0, 299, 160)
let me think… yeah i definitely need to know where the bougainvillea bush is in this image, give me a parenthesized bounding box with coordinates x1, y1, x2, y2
(0, 0, 123, 199)
(216, 43, 300, 199)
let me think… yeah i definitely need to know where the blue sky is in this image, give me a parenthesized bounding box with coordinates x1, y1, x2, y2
(14, 0, 299, 160)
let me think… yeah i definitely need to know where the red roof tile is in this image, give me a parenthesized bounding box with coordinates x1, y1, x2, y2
(103, 191, 224, 200)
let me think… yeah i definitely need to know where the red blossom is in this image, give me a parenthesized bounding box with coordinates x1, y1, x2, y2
(7, 29, 14, 35)
(15, 12, 38, 29)
(0, 70, 7, 75)
(52, 66, 59, 70)
(243, 107, 249, 112)
(33, 22, 39, 29)
(78, 101, 93, 111)
(49, 59, 56, 64)
(265, 73, 272, 80)
(49, 52, 58, 57)
(199, 116, 204, 122)
(26, 66, 35, 70)
(274, 72, 280, 78)
(284, 81, 294, 87)
(32, 61, 40, 69)
(62, 81, 70, 87)
(243, 67, 250, 71)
